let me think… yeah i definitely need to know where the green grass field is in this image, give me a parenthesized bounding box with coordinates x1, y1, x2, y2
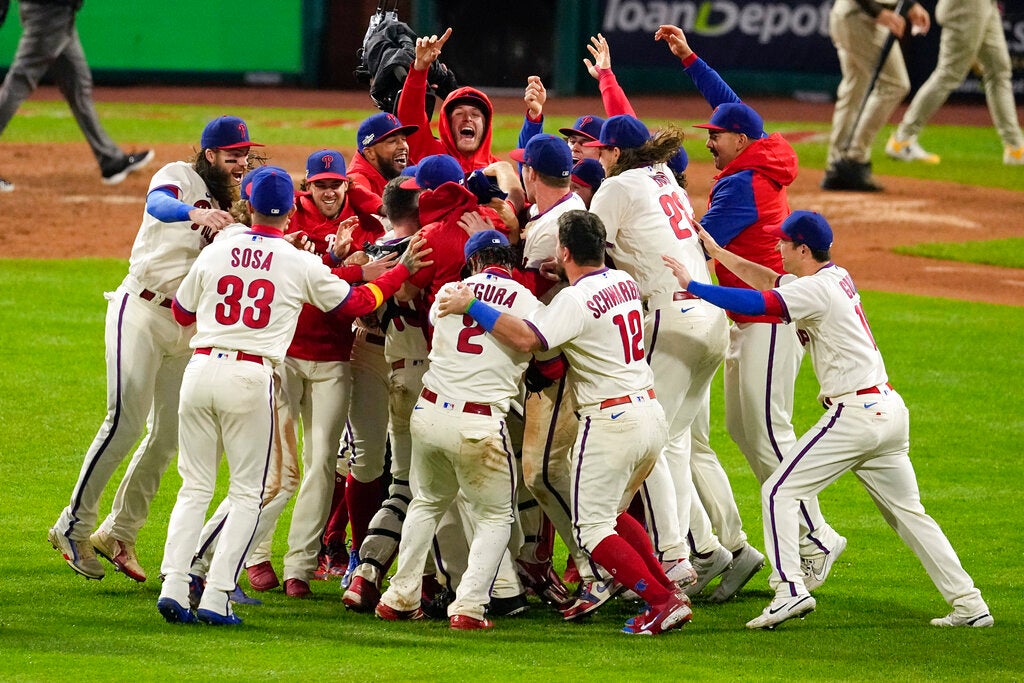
(1, 101, 1021, 681)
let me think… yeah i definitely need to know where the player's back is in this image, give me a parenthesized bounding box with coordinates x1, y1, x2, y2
(424, 270, 540, 410)
(178, 228, 351, 365)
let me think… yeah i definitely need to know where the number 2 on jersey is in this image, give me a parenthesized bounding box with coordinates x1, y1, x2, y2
(659, 191, 693, 240)
(612, 310, 644, 363)
(215, 275, 275, 329)
(457, 314, 485, 355)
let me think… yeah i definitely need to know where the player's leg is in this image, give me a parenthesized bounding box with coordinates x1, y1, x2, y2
(378, 402, 460, 615)
(975, 6, 1024, 150)
(283, 359, 351, 586)
(448, 417, 517, 622)
(53, 294, 169, 545)
(200, 361, 275, 616)
(0, 2, 73, 131)
(851, 393, 990, 621)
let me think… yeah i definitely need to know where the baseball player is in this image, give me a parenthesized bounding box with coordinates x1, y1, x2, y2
(48, 115, 257, 582)
(157, 167, 431, 625)
(346, 112, 419, 215)
(374, 229, 539, 630)
(569, 158, 604, 209)
(822, 0, 931, 191)
(517, 73, 604, 165)
(887, 0, 1024, 165)
(440, 210, 692, 636)
(664, 211, 993, 630)
(654, 25, 847, 589)
(586, 114, 734, 595)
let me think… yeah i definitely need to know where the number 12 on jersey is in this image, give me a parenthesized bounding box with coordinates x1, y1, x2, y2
(612, 310, 644, 363)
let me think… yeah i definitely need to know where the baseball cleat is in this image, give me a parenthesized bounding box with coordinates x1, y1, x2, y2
(450, 614, 494, 631)
(802, 536, 847, 592)
(313, 553, 332, 581)
(515, 559, 574, 608)
(284, 578, 312, 598)
(487, 593, 529, 617)
(101, 149, 155, 185)
(746, 594, 816, 630)
(561, 578, 624, 621)
(188, 574, 206, 610)
(340, 550, 360, 589)
(708, 543, 766, 604)
(885, 135, 940, 164)
(229, 584, 263, 606)
(0, 177, 14, 192)
(662, 557, 698, 591)
(48, 527, 105, 580)
(342, 575, 382, 612)
(684, 545, 733, 597)
(1004, 145, 1024, 166)
(375, 601, 425, 621)
(158, 597, 197, 625)
(196, 608, 243, 626)
(90, 529, 146, 582)
(623, 590, 692, 635)
(245, 561, 280, 592)
(930, 611, 994, 628)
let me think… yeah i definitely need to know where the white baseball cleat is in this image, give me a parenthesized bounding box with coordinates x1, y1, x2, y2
(802, 536, 847, 592)
(708, 543, 765, 603)
(746, 594, 816, 630)
(1004, 145, 1024, 165)
(885, 135, 940, 164)
(930, 611, 994, 628)
(684, 545, 733, 597)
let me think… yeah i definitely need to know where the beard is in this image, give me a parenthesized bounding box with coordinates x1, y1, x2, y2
(194, 156, 239, 211)
(556, 262, 569, 283)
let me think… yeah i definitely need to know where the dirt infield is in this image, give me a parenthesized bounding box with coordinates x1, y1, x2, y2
(2, 85, 1022, 306)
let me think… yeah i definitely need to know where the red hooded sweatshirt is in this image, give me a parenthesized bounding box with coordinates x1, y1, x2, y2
(397, 67, 498, 174)
(407, 181, 481, 306)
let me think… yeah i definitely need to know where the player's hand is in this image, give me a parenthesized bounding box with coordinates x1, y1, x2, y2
(399, 233, 434, 275)
(907, 4, 930, 36)
(345, 250, 370, 267)
(284, 231, 315, 253)
(539, 256, 560, 281)
(877, 9, 907, 38)
(361, 252, 398, 281)
(654, 25, 694, 60)
(458, 209, 493, 236)
(691, 219, 722, 257)
(414, 27, 452, 71)
(662, 254, 694, 288)
(332, 216, 358, 260)
(189, 208, 234, 231)
(437, 282, 474, 318)
(583, 33, 612, 80)
(524, 75, 547, 118)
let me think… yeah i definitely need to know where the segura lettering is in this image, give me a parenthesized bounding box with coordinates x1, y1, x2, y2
(585, 280, 642, 318)
(471, 282, 520, 309)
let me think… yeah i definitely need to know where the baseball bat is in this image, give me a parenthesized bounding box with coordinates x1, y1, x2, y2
(841, 0, 906, 155)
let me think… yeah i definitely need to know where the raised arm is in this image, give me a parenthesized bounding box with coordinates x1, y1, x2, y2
(584, 33, 636, 117)
(654, 24, 741, 109)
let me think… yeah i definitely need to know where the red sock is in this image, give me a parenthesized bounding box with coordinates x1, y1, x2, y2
(322, 472, 348, 550)
(590, 534, 671, 608)
(615, 512, 674, 590)
(345, 473, 381, 551)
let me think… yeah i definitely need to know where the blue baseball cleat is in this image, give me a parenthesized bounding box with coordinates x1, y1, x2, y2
(157, 597, 197, 625)
(196, 608, 243, 626)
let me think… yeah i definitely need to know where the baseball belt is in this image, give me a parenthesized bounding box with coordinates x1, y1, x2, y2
(195, 346, 266, 365)
(599, 388, 656, 411)
(420, 387, 492, 416)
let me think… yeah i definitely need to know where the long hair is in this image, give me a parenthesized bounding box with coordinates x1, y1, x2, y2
(607, 124, 686, 178)
(190, 149, 238, 211)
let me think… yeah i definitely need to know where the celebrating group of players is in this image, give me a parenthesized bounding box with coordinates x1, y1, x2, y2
(47, 24, 993, 634)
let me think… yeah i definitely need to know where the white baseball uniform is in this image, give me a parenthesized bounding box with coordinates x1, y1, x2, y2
(760, 266, 988, 617)
(159, 225, 389, 617)
(591, 165, 729, 564)
(523, 267, 668, 553)
(53, 161, 219, 549)
(379, 268, 539, 622)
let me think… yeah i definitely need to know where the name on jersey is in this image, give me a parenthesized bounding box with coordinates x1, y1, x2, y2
(470, 282, 519, 309)
(838, 273, 858, 300)
(230, 247, 274, 271)
(651, 171, 672, 187)
(585, 280, 642, 318)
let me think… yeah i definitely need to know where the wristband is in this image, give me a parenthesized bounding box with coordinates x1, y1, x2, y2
(467, 298, 501, 333)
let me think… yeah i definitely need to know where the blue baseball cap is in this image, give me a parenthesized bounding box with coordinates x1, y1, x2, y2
(201, 115, 263, 150)
(558, 114, 605, 142)
(570, 158, 605, 191)
(357, 112, 419, 153)
(584, 115, 650, 149)
(510, 133, 573, 178)
(694, 103, 766, 139)
(765, 210, 833, 251)
(400, 163, 417, 177)
(306, 150, 348, 182)
(240, 166, 271, 201)
(667, 147, 689, 174)
(399, 154, 464, 190)
(464, 229, 509, 260)
(250, 167, 295, 216)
